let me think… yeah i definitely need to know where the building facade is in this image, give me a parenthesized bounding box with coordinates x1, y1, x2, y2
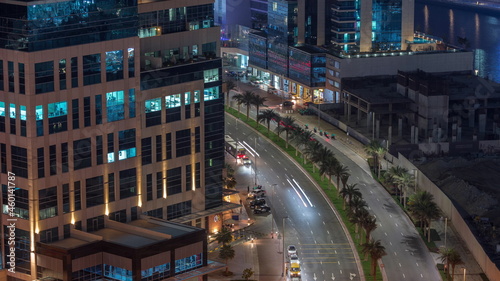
(0, 0, 227, 279)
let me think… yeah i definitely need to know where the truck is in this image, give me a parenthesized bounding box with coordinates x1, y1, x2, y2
(289, 262, 301, 280)
(225, 135, 246, 159)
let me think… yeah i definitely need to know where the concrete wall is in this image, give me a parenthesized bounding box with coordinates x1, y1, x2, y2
(394, 153, 500, 281)
(329, 51, 474, 78)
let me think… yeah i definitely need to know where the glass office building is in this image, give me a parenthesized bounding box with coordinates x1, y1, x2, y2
(0, 0, 227, 279)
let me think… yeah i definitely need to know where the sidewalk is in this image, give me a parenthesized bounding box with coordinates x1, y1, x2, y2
(228, 80, 488, 281)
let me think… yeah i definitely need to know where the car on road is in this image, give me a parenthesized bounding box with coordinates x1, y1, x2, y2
(287, 245, 297, 256)
(282, 101, 294, 107)
(253, 205, 271, 214)
(249, 198, 266, 208)
(290, 254, 299, 264)
(247, 190, 266, 199)
(243, 157, 252, 165)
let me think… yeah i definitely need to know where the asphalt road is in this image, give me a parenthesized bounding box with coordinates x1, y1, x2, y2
(226, 81, 442, 281)
(227, 114, 362, 281)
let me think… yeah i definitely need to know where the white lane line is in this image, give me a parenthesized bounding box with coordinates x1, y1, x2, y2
(284, 168, 288, 171)
(370, 190, 373, 194)
(389, 214, 392, 218)
(377, 198, 380, 201)
(278, 161, 281, 164)
(335, 250, 337, 254)
(379, 223, 383, 227)
(399, 263, 402, 267)
(331, 240, 334, 244)
(318, 212, 321, 216)
(385, 232, 388, 236)
(394, 252, 397, 256)
(340, 270, 342, 274)
(416, 263, 419, 267)
(421, 274, 423, 278)
(390, 242, 393, 246)
(403, 273, 406, 278)
(323, 221, 326, 225)
(395, 223, 398, 227)
(401, 232, 404, 236)
(327, 230, 329, 234)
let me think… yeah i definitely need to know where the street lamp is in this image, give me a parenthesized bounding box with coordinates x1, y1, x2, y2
(282, 216, 288, 277)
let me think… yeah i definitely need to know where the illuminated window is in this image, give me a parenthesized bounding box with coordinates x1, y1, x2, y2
(9, 104, 15, 119)
(194, 90, 201, 103)
(20, 106, 26, 121)
(165, 94, 181, 108)
(204, 86, 220, 101)
(203, 69, 219, 83)
(106, 90, 125, 122)
(145, 98, 161, 112)
(0, 102, 5, 116)
(118, 129, 136, 160)
(185, 92, 191, 105)
(106, 50, 124, 81)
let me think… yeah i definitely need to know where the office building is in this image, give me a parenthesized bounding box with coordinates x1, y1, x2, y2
(0, 0, 228, 279)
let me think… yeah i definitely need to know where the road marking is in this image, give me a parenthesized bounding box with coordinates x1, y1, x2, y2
(421, 274, 423, 278)
(385, 232, 388, 236)
(395, 223, 398, 227)
(338, 261, 340, 265)
(335, 250, 337, 254)
(389, 214, 392, 218)
(311, 230, 314, 235)
(416, 263, 419, 267)
(399, 263, 402, 267)
(285, 168, 288, 171)
(390, 242, 392, 246)
(340, 270, 342, 274)
(331, 240, 334, 244)
(394, 252, 397, 256)
(318, 212, 321, 216)
(323, 221, 326, 225)
(377, 198, 380, 201)
(326, 230, 329, 234)
(379, 223, 383, 227)
(370, 190, 373, 194)
(401, 232, 404, 236)
(403, 273, 406, 278)
(278, 161, 281, 164)
(357, 176, 360, 180)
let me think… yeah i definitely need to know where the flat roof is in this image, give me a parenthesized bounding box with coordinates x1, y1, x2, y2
(291, 45, 327, 54)
(48, 237, 95, 250)
(128, 219, 199, 238)
(93, 228, 161, 249)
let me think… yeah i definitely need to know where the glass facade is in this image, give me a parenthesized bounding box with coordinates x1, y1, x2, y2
(249, 33, 267, 69)
(0, 0, 138, 51)
(288, 47, 326, 87)
(371, 0, 402, 50)
(267, 0, 297, 75)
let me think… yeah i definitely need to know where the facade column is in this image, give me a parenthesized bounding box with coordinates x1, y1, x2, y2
(398, 117, 403, 138)
(375, 117, 380, 139)
(414, 126, 419, 144)
(479, 110, 487, 139)
(410, 125, 415, 144)
(388, 126, 392, 147)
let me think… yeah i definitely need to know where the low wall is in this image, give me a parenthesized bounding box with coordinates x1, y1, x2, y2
(395, 153, 500, 281)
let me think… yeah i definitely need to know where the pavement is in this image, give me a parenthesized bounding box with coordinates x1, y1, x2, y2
(208, 77, 486, 281)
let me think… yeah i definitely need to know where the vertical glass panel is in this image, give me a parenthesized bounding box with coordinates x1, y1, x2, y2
(8, 61, 14, 92)
(18, 63, 25, 94)
(129, 88, 136, 118)
(83, 54, 101, 86)
(106, 50, 124, 81)
(128, 48, 135, 78)
(106, 91, 124, 122)
(194, 90, 201, 103)
(59, 59, 67, 90)
(71, 57, 78, 88)
(184, 92, 191, 105)
(36, 106, 43, 120)
(20, 106, 26, 121)
(9, 104, 16, 119)
(35, 61, 54, 94)
(204, 86, 220, 101)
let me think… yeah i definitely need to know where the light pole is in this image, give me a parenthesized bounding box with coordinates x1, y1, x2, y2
(254, 137, 258, 185)
(463, 267, 466, 281)
(412, 168, 418, 193)
(282, 216, 288, 277)
(271, 184, 277, 238)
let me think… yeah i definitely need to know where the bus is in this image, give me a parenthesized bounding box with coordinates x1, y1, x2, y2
(225, 135, 246, 159)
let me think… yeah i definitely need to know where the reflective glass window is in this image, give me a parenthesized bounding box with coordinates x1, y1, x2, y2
(129, 88, 136, 118)
(128, 48, 135, 78)
(9, 104, 16, 119)
(59, 59, 67, 90)
(106, 50, 124, 81)
(204, 86, 220, 101)
(35, 61, 54, 94)
(83, 54, 101, 86)
(145, 98, 161, 112)
(0, 102, 5, 116)
(203, 69, 219, 83)
(165, 94, 181, 108)
(107, 91, 125, 122)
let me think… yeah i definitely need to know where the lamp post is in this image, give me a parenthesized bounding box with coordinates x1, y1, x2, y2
(254, 137, 258, 185)
(463, 267, 466, 281)
(282, 216, 288, 277)
(271, 184, 277, 238)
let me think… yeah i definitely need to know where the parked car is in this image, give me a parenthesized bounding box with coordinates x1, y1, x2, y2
(250, 198, 266, 208)
(290, 254, 300, 264)
(287, 245, 297, 256)
(282, 101, 294, 107)
(247, 189, 266, 199)
(253, 205, 271, 214)
(243, 157, 252, 165)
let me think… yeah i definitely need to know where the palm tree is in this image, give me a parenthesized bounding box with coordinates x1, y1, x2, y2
(214, 226, 233, 245)
(340, 171, 351, 192)
(408, 191, 441, 242)
(257, 109, 278, 135)
(319, 154, 339, 188)
(394, 172, 415, 207)
(439, 248, 454, 281)
(362, 215, 378, 243)
(240, 91, 255, 120)
(364, 140, 387, 178)
(252, 94, 267, 126)
(361, 239, 386, 280)
(219, 244, 236, 275)
(304, 141, 323, 173)
(348, 207, 369, 238)
(332, 163, 350, 194)
(340, 183, 361, 210)
(349, 196, 367, 214)
(386, 166, 407, 197)
(290, 128, 315, 161)
(275, 116, 297, 148)
(448, 249, 463, 281)
(232, 93, 244, 114)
